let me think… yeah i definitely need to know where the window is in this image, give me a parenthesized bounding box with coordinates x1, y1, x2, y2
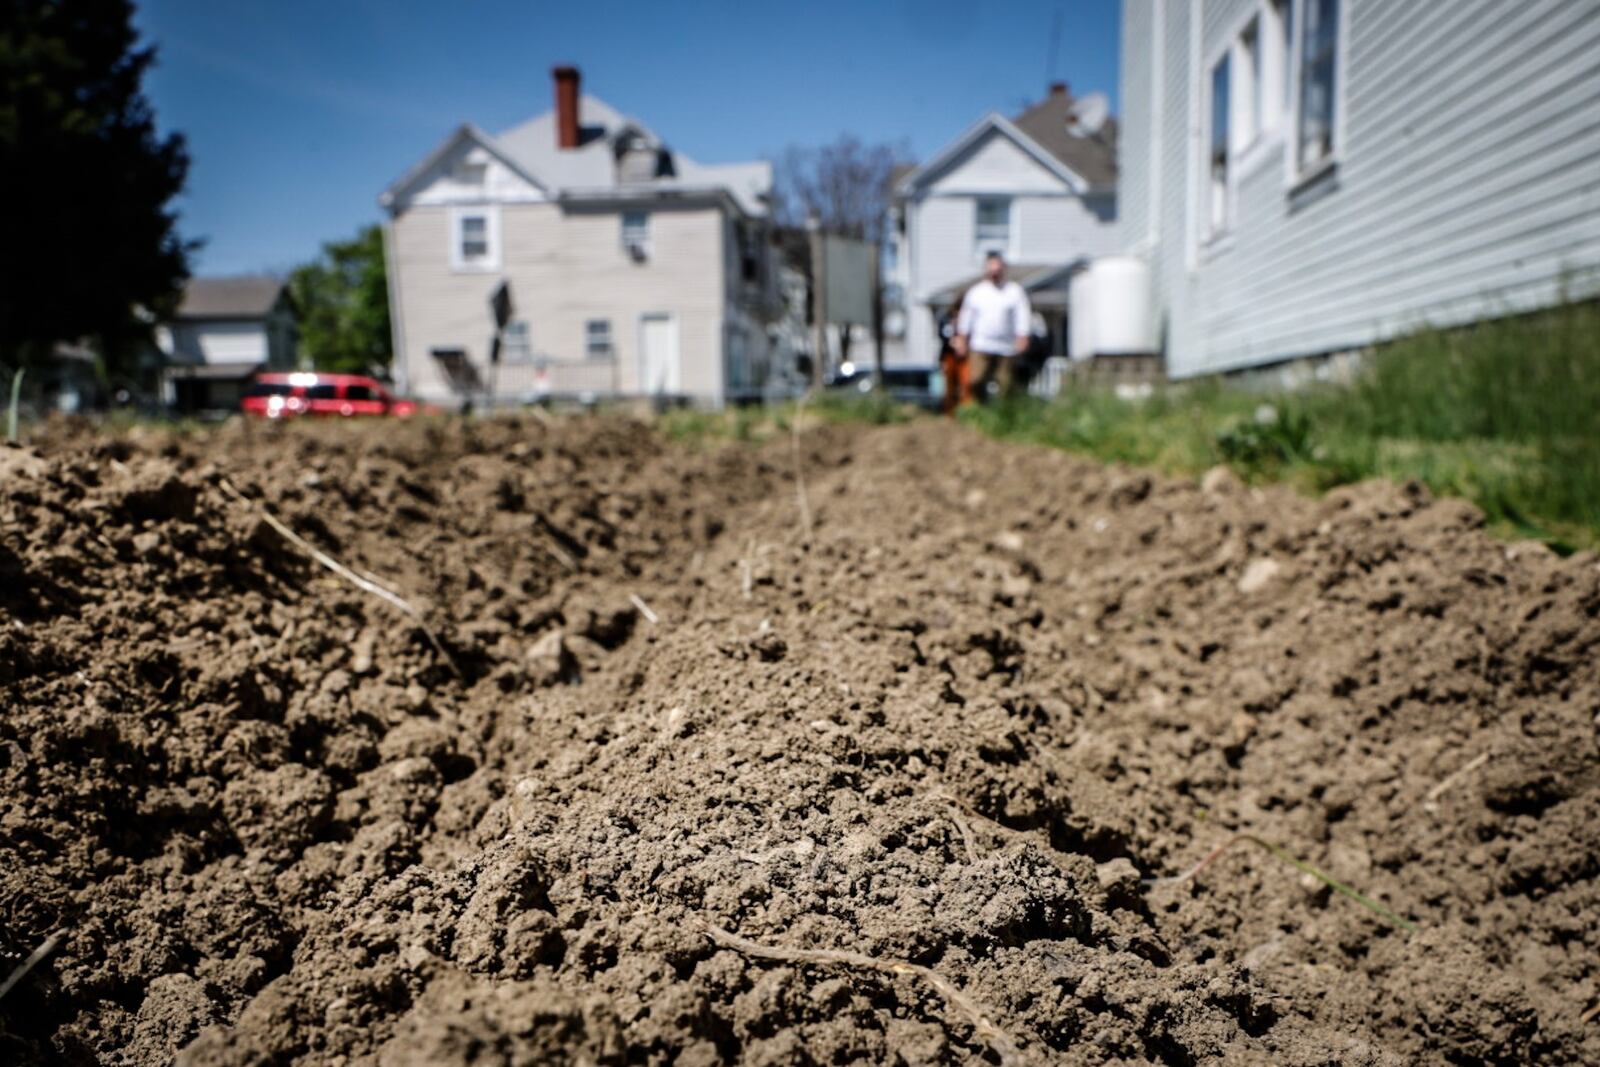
(1209, 56, 1231, 234)
(1256, 0, 1292, 135)
(585, 319, 613, 360)
(621, 211, 649, 255)
(345, 383, 375, 401)
(504, 320, 532, 363)
(461, 216, 488, 258)
(736, 223, 760, 284)
(451, 207, 498, 270)
(1275, 0, 1294, 116)
(307, 383, 338, 401)
(1297, 0, 1340, 172)
(456, 161, 487, 185)
(974, 197, 1010, 255)
(1237, 19, 1261, 149)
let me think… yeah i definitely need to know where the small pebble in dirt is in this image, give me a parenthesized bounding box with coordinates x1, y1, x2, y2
(1201, 465, 1243, 495)
(1238, 558, 1282, 594)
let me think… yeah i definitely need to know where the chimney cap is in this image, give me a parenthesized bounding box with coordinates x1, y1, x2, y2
(1049, 81, 1069, 97)
(553, 64, 580, 79)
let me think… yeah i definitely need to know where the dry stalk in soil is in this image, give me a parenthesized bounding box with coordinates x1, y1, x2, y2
(0, 933, 60, 1002)
(218, 478, 459, 677)
(930, 795, 980, 862)
(1424, 751, 1490, 809)
(790, 392, 813, 546)
(704, 924, 1023, 1066)
(1146, 832, 1418, 933)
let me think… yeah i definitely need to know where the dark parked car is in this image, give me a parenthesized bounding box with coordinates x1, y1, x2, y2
(825, 362, 945, 411)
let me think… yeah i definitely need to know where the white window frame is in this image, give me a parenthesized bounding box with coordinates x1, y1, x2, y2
(1205, 52, 1233, 240)
(503, 319, 532, 364)
(1265, 0, 1293, 135)
(585, 318, 614, 361)
(1235, 18, 1262, 152)
(973, 196, 1012, 258)
(449, 205, 500, 272)
(1285, 0, 1347, 190)
(621, 210, 650, 256)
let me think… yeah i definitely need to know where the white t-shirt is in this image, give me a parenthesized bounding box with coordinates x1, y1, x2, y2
(957, 279, 1032, 357)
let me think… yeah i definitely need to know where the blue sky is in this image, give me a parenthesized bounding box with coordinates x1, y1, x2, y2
(136, 0, 1121, 276)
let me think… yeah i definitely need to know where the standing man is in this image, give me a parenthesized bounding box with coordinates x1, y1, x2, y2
(956, 252, 1032, 401)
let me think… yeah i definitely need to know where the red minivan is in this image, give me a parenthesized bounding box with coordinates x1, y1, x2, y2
(241, 372, 432, 419)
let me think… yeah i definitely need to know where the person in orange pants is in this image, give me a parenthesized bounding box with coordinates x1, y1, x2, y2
(938, 290, 974, 416)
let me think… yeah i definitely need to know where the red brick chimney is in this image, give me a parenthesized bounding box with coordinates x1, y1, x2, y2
(1049, 81, 1070, 98)
(553, 65, 580, 150)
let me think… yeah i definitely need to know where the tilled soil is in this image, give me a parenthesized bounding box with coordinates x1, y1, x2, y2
(1, 414, 1597, 1065)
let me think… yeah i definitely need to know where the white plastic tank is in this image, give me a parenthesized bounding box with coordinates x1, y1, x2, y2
(1075, 255, 1156, 358)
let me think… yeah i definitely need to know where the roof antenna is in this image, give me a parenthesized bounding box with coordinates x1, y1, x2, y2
(1044, 7, 1062, 90)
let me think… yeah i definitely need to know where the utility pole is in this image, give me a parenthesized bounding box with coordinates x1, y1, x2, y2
(807, 215, 826, 390)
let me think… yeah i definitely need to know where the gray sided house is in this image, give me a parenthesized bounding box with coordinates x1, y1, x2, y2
(891, 84, 1119, 366)
(1119, 0, 1600, 379)
(157, 276, 298, 414)
(381, 67, 778, 407)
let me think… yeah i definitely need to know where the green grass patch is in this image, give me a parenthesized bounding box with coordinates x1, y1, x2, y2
(655, 302, 1600, 551)
(960, 301, 1600, 552)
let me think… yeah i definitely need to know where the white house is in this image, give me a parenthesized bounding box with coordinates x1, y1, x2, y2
(157, 276, 298, 414)
(380, 67, 779, 406)
(890, 84, 1120, 365)
(1118, 0, 1600, 378)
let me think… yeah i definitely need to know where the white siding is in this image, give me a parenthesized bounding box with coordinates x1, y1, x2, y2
(926, 129, 1073, 194)
(1127, 0, 1600, 377)
(1014, 195, 1118, 263)
(168, 321, 269, 366)
(912, 197, 981, 296)
(390, 201, 729, 402)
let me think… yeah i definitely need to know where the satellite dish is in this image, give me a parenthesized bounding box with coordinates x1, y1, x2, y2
(1067, 92, 1110, 137)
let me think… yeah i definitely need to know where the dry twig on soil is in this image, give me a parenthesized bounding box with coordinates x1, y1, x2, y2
(704, 924, 1023, 1066)
(1424, 751, 1491, 809)
(218, 478, 459, 677)
(0, 933, 60, 1002)
(629, 593, 660, 625)
(1582, 1001, 1600, 1025)
(1146, 832, 1418, 933)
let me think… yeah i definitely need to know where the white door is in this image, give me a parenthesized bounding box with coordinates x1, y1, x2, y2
(639, 313, 679, 395)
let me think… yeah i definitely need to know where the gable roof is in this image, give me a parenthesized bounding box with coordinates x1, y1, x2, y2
(895, 92, 1117, 198)
(178, 276, 288, 320)
(383, 93, 771, 218)
(1011, 91, 1118, 188)
(379, 123, 550, 210)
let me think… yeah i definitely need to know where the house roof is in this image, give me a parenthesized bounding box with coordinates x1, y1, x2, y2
(378, 123, 550, 209)
(178, 276, 288, 320)
(384, 92, 771, 218)
(1011, 91, 1118, 188)
(894, 90, 1117, 198)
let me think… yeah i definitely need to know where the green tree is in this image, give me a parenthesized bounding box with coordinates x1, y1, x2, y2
(0, 0, 194, 369)
(288, 225, 392, 373)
